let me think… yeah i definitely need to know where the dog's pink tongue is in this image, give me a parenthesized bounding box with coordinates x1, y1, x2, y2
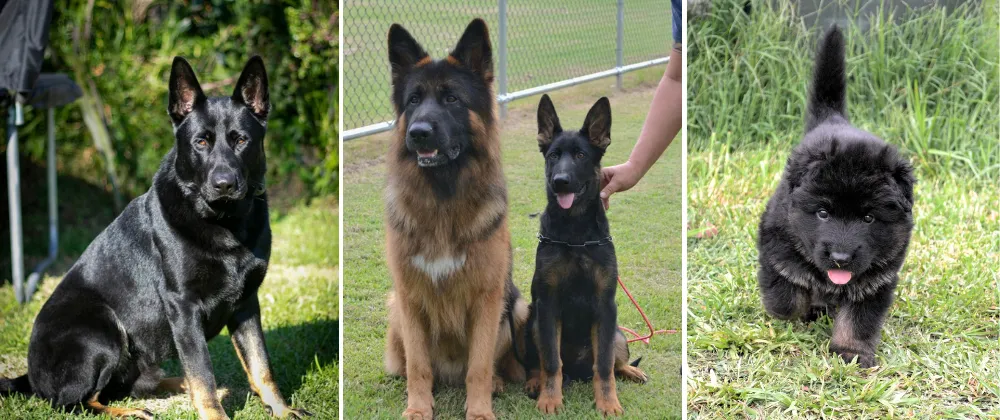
(827, 269, 852, 285)
(556, 193, 575, 209)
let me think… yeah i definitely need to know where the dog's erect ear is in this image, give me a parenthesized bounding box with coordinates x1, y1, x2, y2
(537, 94, 562, 151)
(450, 18, 493, 83)
(168, 56, 206, 124)
(232, 56, 270, 121)
(388, 24, 429, 88)
(582, 97, 612, 150)
(880, 145, 916, 210)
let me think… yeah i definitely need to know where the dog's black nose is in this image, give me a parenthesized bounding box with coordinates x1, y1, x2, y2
(552, 174, 570, 188)
(407, 121, 433, 143)
(829, 251, 853, 266)
(213, 173, 237, 195)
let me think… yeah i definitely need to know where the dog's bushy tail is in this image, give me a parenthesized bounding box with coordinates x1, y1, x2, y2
(0, 375, 32, 396)
(806, 26, 847, 131)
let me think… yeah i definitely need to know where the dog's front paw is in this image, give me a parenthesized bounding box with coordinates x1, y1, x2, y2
(465, 409, 496, 420)
(536, 392, 563, 414)
(264, 404, 312, 418)
(401, 407, 433, 420)
(835, 349, 876, 368)
(595, 396, 623, 417)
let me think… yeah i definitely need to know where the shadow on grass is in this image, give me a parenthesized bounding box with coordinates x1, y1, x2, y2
(158, 317, 339, 414)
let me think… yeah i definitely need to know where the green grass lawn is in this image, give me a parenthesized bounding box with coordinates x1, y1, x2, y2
(343, 0, 673, 129)
(343, 67, 682, 419)
(0, 198, 339, 419)
(686, 1, 1000, 417)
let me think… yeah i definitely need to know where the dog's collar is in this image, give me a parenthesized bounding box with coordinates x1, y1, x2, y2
(537, 232, 613, 247)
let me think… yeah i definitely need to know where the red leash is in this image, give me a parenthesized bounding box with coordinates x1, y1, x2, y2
(616, 276, 677, 344)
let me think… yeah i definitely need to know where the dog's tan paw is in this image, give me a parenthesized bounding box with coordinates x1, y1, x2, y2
(617, 365, 649, 383)
(536, 392, 563, 414)
(466, 410, 496, 420)
(401, 407, 432, 420)
(595, 397, 623, 417)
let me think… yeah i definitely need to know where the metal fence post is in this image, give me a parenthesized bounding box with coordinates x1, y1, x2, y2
(7, 102, 24, 303)
(616, 0, 625, 91)
(498, 0, 509, 119)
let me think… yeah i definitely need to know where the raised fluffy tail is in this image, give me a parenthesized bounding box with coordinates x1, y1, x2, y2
(0, 375, 32, 396)
(806, 26, 847, 131)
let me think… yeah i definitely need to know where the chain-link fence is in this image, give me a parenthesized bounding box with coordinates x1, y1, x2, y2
(343, 0, 674, 140)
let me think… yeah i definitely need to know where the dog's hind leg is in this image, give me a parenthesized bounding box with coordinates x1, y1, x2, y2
(84, 392, 154, 419)
(29, 301, 139, 411)
(494, 295, 529, 388)
(612, 331, 648, 384)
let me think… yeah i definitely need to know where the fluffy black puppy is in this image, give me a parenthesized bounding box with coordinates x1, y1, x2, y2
(757, 27, 916, 368)
(0, 57, 309, 419)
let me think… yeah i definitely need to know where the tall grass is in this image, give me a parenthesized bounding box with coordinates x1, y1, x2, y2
(687, 0, 999, 179)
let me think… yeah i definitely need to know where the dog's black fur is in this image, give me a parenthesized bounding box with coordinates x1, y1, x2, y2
(757, 27, 915, 368)
(0, 57, 309, 419)
(521, 95, 647, 416)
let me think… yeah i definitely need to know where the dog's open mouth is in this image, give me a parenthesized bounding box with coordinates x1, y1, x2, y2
(554, 185, 586, 209)
(556, 193, 575, 209)
(416, 149, 447, 167)
(827, 269, 852, 285)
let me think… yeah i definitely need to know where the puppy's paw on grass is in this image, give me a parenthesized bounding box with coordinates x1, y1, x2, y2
(595, 396, 624, 417)
(617, 365, 649, 383)
(536, 392, 563, 414)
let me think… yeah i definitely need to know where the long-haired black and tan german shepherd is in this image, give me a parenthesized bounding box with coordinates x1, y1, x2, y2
(521, 95, 648, 416)
(382, 18, 529, 420)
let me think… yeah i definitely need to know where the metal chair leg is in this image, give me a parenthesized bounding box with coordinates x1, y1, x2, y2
(7, 102, 25, 303)
(26, 107, 58, 300)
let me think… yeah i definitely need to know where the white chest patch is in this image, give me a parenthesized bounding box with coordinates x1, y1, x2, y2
(411, 253, 467, 285)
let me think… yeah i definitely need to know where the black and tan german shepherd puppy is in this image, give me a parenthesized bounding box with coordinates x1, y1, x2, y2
(0, 57, 309, 420)
(522, 95, 648, 417)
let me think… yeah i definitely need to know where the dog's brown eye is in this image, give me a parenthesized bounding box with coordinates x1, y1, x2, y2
(817, 209, 829, 220)
(408, 94, 420, 105)
(196, 138, 208, 147)
(237, 136, 247, 145)
(445, 95, 458, 103)
(576, 152, 585, 159)
(863, 214, 874, 223)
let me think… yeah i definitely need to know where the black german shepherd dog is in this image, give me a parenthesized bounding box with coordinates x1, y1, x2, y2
(0, 57, 309, 420)
(521, 95, 647, 417)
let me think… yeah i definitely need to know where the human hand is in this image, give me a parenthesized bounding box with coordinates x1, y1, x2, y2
(599, 160, 643, 210)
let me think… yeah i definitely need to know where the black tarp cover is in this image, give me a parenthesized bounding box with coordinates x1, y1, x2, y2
(0, 0, 55, 93)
